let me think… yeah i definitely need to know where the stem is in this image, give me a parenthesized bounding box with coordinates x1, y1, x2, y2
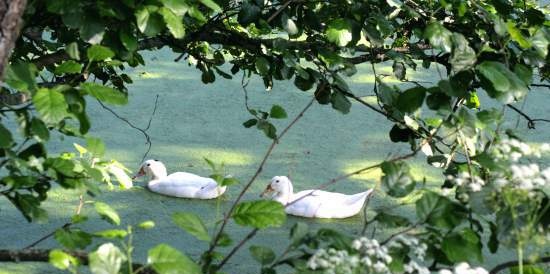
(127, 226, 134, 274)
(517, 245, 524, 274)
(204, 97, 315, 269)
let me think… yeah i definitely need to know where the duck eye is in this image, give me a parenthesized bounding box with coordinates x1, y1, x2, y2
(146, 163, 151, 167)
(275, 180, 279, 183)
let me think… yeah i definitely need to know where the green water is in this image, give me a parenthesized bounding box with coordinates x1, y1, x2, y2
(1, 48, 549, 273)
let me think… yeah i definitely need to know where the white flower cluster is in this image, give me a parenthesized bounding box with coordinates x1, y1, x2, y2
(494, 138, 550, 162)
(308, 236, 430, 274)
(493, 163, 550, 191)
(307, 248, 359, 274)
(439, 262, 488, 274)
(447, 172, 486, 192)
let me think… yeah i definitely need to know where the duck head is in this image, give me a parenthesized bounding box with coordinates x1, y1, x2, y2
(132, 159, 168, 180)
(261, 176, 294, 205)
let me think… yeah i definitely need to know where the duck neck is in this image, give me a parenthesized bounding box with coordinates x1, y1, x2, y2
(149, 170, 167, 181)
(274, 182, 294, 205)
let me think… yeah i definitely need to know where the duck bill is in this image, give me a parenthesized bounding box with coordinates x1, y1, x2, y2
(260, 184, 274, 197)
(132, 167, 145, 180)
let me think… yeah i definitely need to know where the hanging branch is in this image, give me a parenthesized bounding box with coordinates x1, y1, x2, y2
(97, 95, 160, 163)
(489, 256, 550, 274)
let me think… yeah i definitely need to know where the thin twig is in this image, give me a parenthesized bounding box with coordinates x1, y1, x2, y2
(267, 0, 296, 23)
(507, 104, 550, 129)
(97, 95, 159, 163)
(380, 222, 419, 245)
(23, 223, 72, 249)
(205, 96, 316, 268)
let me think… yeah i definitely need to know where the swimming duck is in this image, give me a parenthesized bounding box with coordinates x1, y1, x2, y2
(261, 176, 373, 218)
(133, 159, 227, 199)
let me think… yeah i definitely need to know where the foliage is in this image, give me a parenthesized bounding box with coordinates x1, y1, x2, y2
(1, 0, 550, 274)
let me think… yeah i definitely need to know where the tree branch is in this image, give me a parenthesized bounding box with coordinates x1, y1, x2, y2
(0, 0, 27, 79)
(507, 104, 550, 129)
(0, 249, 155, 274)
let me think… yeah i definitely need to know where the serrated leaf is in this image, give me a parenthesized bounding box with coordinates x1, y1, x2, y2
(55, 229, 92, 249)
(87, 45, 115, 61)
(172, 212, 211, 242)
(232, 200, 286, 229)
(255, 57, 270, 76)
(94, 202, 120, 225)
(396, 87, 426, 113)
(326, 19, 352, 47)
(159, 7, 185, 38)
(381, 161, 415, 198)
(136, 6, 165, 36)
(81, 83, 128, 105)
(119, 29, 138, 51)
(147, 244, 201, 274)
(477, 61, 528, 104)
(32, 88, 69, 124)
(442, 228, 482, 263)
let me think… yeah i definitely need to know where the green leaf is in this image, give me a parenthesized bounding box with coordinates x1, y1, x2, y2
(257, 120, 277, 139)
(416, 191, 465, 229)
(94, 202, 121, 225)
(465, 91, 480, 109)
(138, 220, 156, 229)
(94, 229, 128, 239)
(374, 212, 411, 228)
(119, 29, 138, 51)
(442, 228, 482, 263)
(147, 244, 201, 274)
(199, 0, 221, 12)
(381, 161, 415, 198)
(5, 61, 37, 92)
(172, 212, 211, 242)
(243, 118, 258, 128)
(249, 245, 276, 265)
(66, 42, 80, 60)
(55, 229, 92, 249)
(514, 64, 532, 85)
(87, 45, 115, 61)
(0, 124, 14, 148)
(290, 222, 308, 246)
(232, 200, 286, 229)
(450, 33, 476, 72)
(54, 60, 83, 75)
(159, 7, 185, 38)
(161, 0, 189, 16)
(81, 83, 128, 105)
(255, 57, 270, 76)
(269, 105, 287, 119)
(396, 86, 426, 113)
(331, 90, 351, 114)
(86, 137, 106, 157)
(424, 21, 452, 53)
(89, 243, 127, 274)
(32, 88, 68, 124)
(506, 21, 531, 49)
(221, 176, 239, 186)
(326, 19, 352, 47)
(30, 117, 49, 142)
(477, 61, 528, 104)
(49, 249, 79, 270)
(136, 6, 165, 36)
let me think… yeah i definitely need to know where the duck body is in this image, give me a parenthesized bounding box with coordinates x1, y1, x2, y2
(134, 160, 227, 199)
(262, 176, 373, 219)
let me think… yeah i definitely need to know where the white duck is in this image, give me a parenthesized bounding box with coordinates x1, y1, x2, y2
(261, 176, 373, 219)
(133, 159, 227, 199)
